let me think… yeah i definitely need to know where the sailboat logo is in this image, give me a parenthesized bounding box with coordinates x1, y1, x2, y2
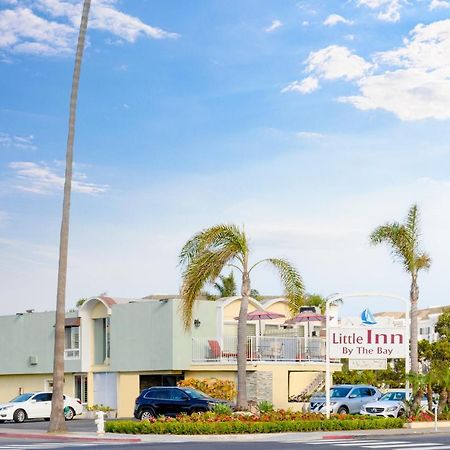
(361, 308, 377, 325)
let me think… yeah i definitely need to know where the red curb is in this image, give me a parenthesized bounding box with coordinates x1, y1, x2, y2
(0, 432, 141, 443)
(323, 435, 355, 440)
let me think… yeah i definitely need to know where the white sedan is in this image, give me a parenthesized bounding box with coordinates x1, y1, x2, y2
(0, 392, 83, 423)
(361, 390, 428, 418)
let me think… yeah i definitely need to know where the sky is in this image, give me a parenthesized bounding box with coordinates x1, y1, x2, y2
(1, 0, 450, 315)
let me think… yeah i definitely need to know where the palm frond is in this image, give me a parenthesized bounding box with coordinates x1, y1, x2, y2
(263, 258, 305, 315)
(370, 223, 414, 272)
(180, 245, 241, 329)
(415, 252, 431, 271)
(179, 224, 247, 267)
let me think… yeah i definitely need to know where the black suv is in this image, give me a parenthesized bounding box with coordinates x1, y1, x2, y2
(134, 386, 228, 420)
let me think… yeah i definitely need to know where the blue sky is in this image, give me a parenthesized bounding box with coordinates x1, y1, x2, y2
(1, 0, 450, 315)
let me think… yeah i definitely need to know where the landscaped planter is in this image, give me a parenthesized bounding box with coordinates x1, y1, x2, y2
(106, 417, 405, 435)
(405, 420, 450, 429)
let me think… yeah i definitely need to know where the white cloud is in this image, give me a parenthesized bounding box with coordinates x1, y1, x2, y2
(265, 19, 283, 33)
(287, 20, 450, 120)
(0, 132, 37, 150)
(282, 46, 372, 95)
(0, 0, 178, 57)
(282, 76, 319, 94)
(301, 20, 309, 27)
(356, 0, 403, 22)
(323, 14, 354, 27)
(8, 161, 108, 195)
(429, 0, 450, 9)
(345, 34, 356, 41)
(296, 131, 325, 138)
(305, 46, 372, 81)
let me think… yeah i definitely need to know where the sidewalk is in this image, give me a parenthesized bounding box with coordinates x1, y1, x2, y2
(0, 425, 449, 443)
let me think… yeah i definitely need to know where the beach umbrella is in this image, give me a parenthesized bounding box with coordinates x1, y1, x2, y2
(234, 309, 285, 335)
(284, 311, 325, 337)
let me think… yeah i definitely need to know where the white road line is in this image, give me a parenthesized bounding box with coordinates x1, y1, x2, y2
(365, 444, 441, 449)
(308, 441, 382, 445)
(393, 447, 450, 450)
(334, 442, 408, 447)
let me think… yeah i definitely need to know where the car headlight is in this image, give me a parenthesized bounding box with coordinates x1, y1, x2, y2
(386, 406, 398, 412)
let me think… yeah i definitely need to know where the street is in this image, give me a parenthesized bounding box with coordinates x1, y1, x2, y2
(0, 430, 449, 450)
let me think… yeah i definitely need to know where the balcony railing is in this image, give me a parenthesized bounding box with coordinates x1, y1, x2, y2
(64, 348, 80, 359)
(192, 336, 327, 364)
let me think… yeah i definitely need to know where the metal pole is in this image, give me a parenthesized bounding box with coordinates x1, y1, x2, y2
(325, 299, 331, 419)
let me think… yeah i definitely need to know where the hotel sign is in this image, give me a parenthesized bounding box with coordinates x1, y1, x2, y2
(329, 327, 407, 359)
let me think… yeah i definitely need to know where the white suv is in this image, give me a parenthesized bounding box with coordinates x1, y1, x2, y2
(0, 392, 83, 423)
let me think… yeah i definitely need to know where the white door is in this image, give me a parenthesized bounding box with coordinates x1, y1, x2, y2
(28, 393, 52, 418)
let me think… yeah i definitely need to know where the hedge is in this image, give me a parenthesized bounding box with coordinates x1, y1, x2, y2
(105, 418, 404, 435)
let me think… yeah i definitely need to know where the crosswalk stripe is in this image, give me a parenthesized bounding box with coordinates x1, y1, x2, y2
(393, 447, 450, 450)
(309, 441, 382, 445)
(365, 444, 440, 449)
(334, 442, 408, 447)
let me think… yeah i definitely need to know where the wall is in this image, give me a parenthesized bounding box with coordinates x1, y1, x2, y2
(0, 311, 81, 374)
(117, 373, 140, 418)
(0, 374, 76, 404)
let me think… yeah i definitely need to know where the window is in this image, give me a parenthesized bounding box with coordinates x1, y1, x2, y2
(64, 326, 80, 359)
(33, 393, 52, 402)
(170, 389, 188, 401)
(75, 375, 88, 404)
(144, 389, 170, 400)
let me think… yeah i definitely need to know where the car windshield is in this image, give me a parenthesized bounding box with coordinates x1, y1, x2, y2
(380, 392, 406, 401)
(330, 387, 352, 398)
(182, 388, 212, 400)
(10, 393, 34, 402)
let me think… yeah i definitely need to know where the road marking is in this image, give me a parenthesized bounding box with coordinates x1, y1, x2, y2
(308, 441, 382, 445)
(393, 447, 450, 450)
(365, 444, 440, 449)
(334, 442, 408, 447)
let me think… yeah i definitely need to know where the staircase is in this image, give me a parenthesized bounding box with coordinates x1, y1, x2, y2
(289, 372, 325, 402)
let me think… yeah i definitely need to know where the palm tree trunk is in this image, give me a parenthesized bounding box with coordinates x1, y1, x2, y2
(48, 0, 91, 433)
(438, 387, 447, 415)
(410, 275, 419, 374)
(237, 260, 250, 409)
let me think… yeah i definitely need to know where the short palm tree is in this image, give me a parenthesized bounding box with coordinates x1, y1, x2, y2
(370, 204, 431, 374)
(179, 224, 304, 408)
(204, 272, 237, 300)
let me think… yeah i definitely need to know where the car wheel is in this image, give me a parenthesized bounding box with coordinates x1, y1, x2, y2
(139, 409, 156, 421)
(397, 409, 405, 418)
(64, 407, 75, 421)
(0, 420, 4, 424)
(337, 406, 349, 415)
(13, 409, 27, 423)
(191, 408, 207, 414)
(44, 418, 50, 422)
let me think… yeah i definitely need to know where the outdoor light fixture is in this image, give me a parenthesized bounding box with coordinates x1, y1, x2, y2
(26, 309, 34, 313)
(15, 312, 23, 316)
(194, 319, 201, 328)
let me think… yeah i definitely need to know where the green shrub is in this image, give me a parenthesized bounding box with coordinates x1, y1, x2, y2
(212, 403, 233, 415)
(105, 417, 404, 435)
(257, 400, 274, 414)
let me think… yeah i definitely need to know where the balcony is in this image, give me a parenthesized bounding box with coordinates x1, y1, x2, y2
(64, 348, 80, 359)
(192, 336, 327, 364)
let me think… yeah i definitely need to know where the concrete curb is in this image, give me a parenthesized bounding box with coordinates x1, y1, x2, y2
(0, 430, 140, 443)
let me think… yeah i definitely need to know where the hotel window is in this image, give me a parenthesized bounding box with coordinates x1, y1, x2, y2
(64, 326, 80, 359)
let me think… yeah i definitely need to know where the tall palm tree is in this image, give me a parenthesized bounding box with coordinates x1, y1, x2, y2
(370, 204, 431, 374)
(179, 224, 304, 408)
(48, 0, 91, 433)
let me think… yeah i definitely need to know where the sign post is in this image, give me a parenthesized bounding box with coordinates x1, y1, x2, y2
(325, 293, 410, 419)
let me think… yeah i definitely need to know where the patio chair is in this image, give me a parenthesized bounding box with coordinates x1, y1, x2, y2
(208, 340, 237, 360)
(269, 341, 284, 360)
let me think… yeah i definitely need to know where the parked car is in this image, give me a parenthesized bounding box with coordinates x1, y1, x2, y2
(361, 389, 430, 418)
(0, 392, 83, 423)
(134, 386, 231, 420)
(310, 384, 381, 414)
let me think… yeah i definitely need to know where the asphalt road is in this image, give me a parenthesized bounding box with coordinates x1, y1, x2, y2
(0, 431, 449, 450)
(0, 418, 98, 432)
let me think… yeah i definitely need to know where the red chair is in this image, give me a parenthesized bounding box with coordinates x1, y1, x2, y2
(208, 340, 237, 360)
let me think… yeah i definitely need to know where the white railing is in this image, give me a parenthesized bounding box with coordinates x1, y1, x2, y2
(192, 336, 326, 363)
(64, 348, 80, 359)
